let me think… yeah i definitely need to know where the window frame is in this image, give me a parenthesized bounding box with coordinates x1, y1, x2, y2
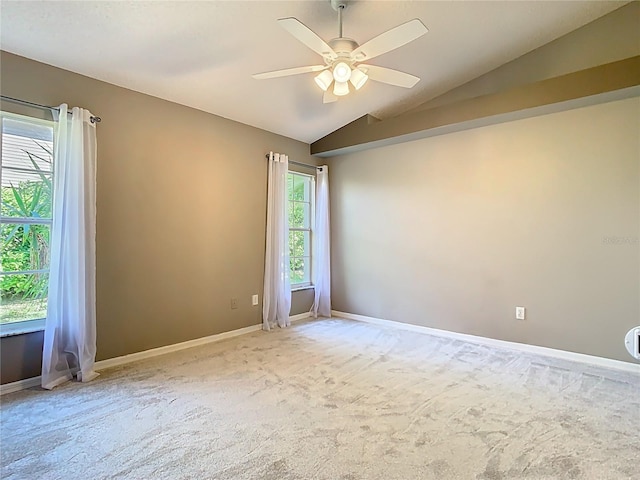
(287, 170, 315, 290)
(0, 111, 55, 336)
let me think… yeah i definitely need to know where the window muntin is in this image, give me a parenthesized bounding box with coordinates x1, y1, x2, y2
(288, 172, 314, 287)
(0, 113, 54, 328)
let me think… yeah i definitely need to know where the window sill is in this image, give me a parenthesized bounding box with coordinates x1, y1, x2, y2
(0, 319, 46, 338)
(291, 285, 315, 292)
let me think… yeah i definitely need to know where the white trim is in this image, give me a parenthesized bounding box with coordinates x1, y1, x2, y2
(332, 310, 640, 374)
(0, 110, 56, 128)
(0, 376, 41, 395)
(0, 318, 45, 337)
(93, 323, 264, 370)
(0, 218, 51, 226)
(288, 171, 314, 287)
(0, 268, 49, 276)
(290, 312, 312, 323)
(291, 285, 314, 292)
(1, 312, 314, 395)
(93, 313, 316, 372)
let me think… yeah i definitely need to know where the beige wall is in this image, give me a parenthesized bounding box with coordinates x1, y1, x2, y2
(327, 97, 639, 363)
(410, 2, 640, 112)
(1, 51, 317, 384)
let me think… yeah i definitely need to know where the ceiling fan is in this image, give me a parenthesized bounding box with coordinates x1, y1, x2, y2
(252, 0, 428, 103)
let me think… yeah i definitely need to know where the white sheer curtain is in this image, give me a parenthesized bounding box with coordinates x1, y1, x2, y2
(41, 104, 98, 390)
(311, 165, 331, 317)
(262, 152, 291, 330)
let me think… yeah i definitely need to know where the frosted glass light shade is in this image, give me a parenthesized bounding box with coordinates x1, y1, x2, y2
(332, 62, 352, 83)
(333, 81, 349, 96)
(314, 70, 334, 91)
(350, 68, 368, 90)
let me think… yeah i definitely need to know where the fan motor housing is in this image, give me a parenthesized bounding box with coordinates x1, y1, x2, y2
(328, 38, 358, 58)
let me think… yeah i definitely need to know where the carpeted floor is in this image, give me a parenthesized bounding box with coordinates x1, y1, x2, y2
(1, 318, 638, 480)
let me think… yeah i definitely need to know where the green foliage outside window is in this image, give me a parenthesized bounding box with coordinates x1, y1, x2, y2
(1, 142, 52, 323)
(288, 173, 311, 285)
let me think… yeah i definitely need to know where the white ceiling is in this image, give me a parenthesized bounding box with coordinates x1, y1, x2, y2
(0, 1, 627, 144)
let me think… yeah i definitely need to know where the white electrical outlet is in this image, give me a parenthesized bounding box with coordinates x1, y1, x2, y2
(252, 294, 259, 306)
(624, 327, 640, 360)
(515, 306, 526, 320)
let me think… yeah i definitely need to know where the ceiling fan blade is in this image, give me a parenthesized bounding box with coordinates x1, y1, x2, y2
(359, 65, 420, 88)
(323, 90, 338, 104)
(351, 19, 427, 62)
(278, 17, 337, 60)
(252, 65, 327, 80)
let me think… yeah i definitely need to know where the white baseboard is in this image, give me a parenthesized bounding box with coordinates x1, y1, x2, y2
(0, 376, 42, 395)
(94, 323, 265, 370)
(1, 312, 314, 396)
(332, 310, 640, 374)
(290, 312, 313, 323)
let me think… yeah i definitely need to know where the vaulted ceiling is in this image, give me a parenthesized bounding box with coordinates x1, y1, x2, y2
(0, 1, 628, 143)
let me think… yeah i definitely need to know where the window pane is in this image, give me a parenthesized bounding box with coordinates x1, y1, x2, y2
(289, 201, 309, 228)
(287, 173, 293, 200)
(1, 171, 53, 219)
(303, 200, 310, 228)
(2, 118, 53, 173)
(292, 175, 305, 201)
(289, 230, 300, 258)
(1, 223, 50, 271)
(289, 230, 309, 258)
(0, 115, 53, 328)
(287, 172, 312, 287)
(302, 230, 310, 257)
(302, 176, 311, 202)
(290, 257, 310, 285)
(0, 272, 49, 324)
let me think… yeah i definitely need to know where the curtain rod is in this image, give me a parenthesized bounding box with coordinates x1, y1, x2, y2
(265, 154, 322, 171)
(0, 95, 102, 124)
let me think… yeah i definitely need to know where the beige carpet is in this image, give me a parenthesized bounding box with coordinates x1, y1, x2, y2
(1, 318, 638, 480)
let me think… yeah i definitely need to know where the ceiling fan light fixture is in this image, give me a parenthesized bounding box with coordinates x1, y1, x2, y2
(253, 11, 428, 104)
(332, 62, 352, 83)
(350, 67, 368, 90)
(314, 70, 334, 91)
(333, 80, 349, 96)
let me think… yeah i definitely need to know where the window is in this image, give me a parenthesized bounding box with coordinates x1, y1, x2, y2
(288, 171, 314, 288)
(0, 112, 54, 333)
